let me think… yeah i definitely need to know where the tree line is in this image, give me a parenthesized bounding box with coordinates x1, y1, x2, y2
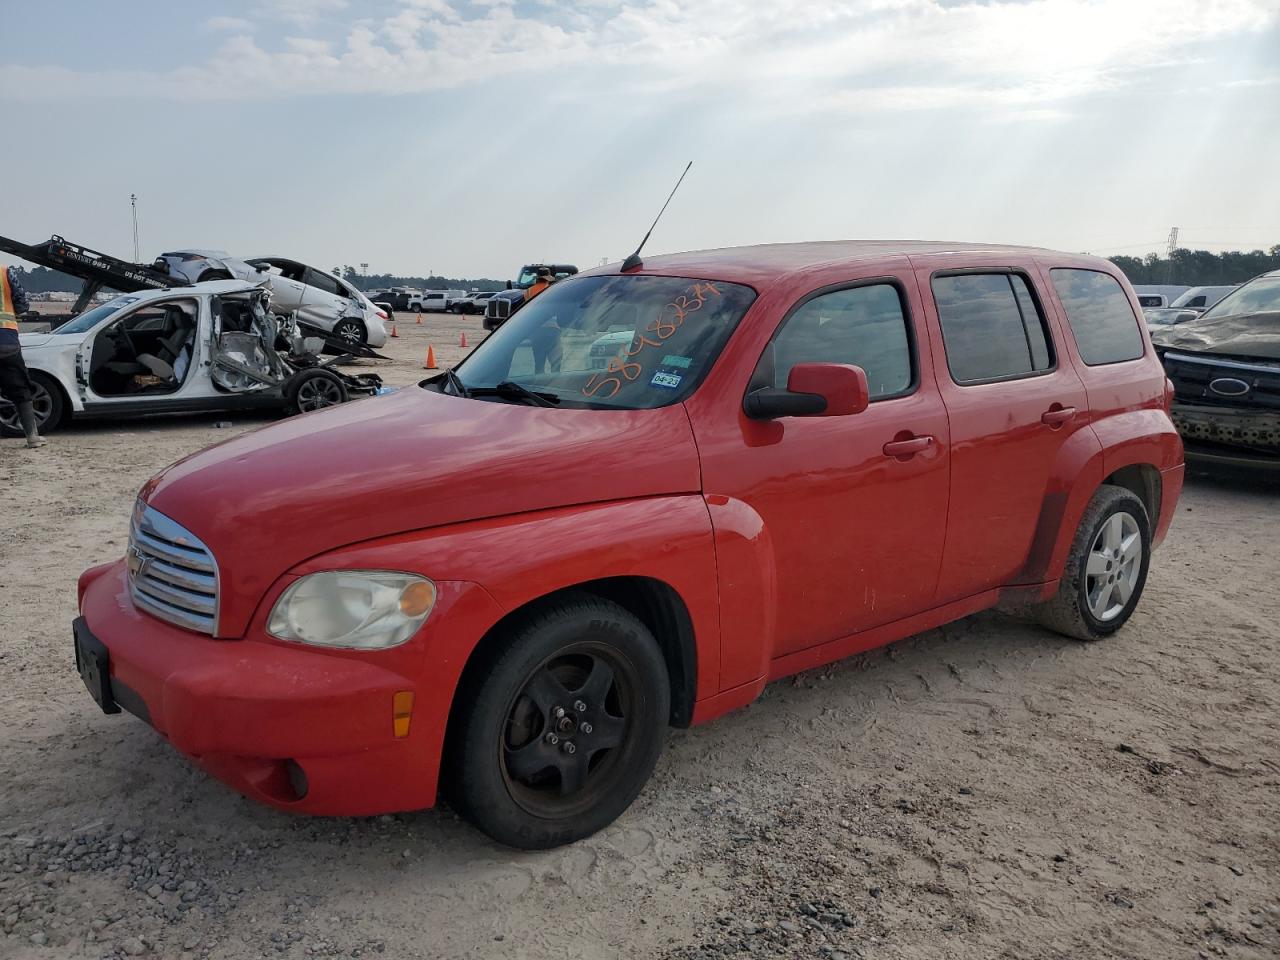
(327, 265, 507, 292)
(11, 246, 1280, 295)
(4, 263, 511, 295)
(1107, 245, 1280, 286)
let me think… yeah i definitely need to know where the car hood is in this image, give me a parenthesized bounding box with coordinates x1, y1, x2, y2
(140, 387, 702, 637)
(18, 333, 56, 348)
(1150, 311, 1280, 360)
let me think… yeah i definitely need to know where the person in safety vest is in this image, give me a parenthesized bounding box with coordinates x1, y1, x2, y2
(0, 266, 46, 448)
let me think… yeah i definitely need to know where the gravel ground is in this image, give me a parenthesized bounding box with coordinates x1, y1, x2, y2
(1, 311, 1278, 959)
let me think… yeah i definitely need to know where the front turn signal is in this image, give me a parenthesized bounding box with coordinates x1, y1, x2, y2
(393, 691, 414, 738)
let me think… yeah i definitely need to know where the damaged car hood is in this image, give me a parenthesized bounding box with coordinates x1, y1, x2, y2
(1150, 312, 1280, 360)
(139, 387, 702, 636)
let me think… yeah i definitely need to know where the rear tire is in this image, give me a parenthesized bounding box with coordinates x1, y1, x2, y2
(285, 368, 348, 415)
(332, 318, 367, 349)
(447, 595, 669, 849)
(0, 371, 65, 437)
(1035, 485, 1151, 641)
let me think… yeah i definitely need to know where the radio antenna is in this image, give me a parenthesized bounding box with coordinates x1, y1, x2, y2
(621, 160, 692, 272)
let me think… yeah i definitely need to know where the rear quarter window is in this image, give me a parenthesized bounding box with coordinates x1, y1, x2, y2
(1050, 269, 1144, 366)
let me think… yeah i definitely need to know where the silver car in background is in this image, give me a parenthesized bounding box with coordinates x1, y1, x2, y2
(157, 251, 389, 348)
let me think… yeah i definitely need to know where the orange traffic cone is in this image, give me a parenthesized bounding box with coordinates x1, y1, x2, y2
(424, 345, 438, 370)
(416, 313, 423, 325)
(459, 331, 468, 348)
(390, 324, 399, 338)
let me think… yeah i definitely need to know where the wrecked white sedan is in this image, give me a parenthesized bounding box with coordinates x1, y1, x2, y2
(157, 251, 389, 349)
(0, 280, 382, 437)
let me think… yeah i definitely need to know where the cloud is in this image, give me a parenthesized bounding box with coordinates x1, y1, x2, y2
(2, 0, 1277, 114)
(203, 16, 254, 32)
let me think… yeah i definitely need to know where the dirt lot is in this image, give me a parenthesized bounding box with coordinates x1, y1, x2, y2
(1, 312, 1277, 960)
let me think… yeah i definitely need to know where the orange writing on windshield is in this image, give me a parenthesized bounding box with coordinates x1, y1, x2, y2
(582, 282, 721, 399)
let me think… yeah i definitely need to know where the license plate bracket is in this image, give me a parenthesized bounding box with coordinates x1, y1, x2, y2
(73, 617, 120, 715)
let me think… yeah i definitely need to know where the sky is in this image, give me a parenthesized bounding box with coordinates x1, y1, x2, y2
(1, 0, 1278, 280)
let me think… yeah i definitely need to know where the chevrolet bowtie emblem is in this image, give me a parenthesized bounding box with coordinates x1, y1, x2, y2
(127, 546, 150, 581)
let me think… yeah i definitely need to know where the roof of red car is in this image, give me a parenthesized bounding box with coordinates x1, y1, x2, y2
(589, 240, 1095, 288)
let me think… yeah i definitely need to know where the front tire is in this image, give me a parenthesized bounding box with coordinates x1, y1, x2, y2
(447, 595, 669, 849)
(0, 372, 65, 437)
(1035, 485, 1151, 641)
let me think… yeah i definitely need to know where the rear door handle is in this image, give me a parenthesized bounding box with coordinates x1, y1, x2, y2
(883, 435, 934, 458)
(1040, 405, 1076, 427)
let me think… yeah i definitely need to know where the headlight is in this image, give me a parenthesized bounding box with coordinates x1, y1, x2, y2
(267, 571, 436, 649)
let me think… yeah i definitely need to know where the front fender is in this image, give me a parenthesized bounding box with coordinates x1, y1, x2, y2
(285, 494, 722, 751)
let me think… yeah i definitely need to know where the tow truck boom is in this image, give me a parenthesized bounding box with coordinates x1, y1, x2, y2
(0, 233, 187, 316)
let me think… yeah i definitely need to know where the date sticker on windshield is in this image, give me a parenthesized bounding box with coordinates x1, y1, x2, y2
(662, 355, 693, 369)
(651, 371, 682, 389)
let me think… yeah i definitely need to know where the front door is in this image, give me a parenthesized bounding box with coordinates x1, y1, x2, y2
(917, 265, 1090, 603)
(696, 274, 951, 665)
(78, 297, 204, 407)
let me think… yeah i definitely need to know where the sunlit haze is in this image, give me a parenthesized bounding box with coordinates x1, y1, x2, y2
(2, 0, 1278, 278)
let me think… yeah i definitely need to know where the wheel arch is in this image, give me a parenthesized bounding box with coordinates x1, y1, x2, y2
(1102, 462, 1161, 528)
(444, 576, 699, 745)
(28, 367, 72, 429)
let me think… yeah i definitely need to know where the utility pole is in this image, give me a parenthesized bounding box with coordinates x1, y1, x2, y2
(1164, 226, 1179, 284)
(130, 194, 140, 262)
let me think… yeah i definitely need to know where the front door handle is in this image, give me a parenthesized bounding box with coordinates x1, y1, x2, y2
(883, 435, 934, 459)
(1041, 405, 1076, 427)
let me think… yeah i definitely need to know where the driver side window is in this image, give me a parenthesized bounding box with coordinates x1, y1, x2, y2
(769, 283, 915, 400)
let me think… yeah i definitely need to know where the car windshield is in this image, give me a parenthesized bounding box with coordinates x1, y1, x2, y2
(446, 274, 756, 409)
(54, 296, 141, 334)
(1201, 276, 1280, 319)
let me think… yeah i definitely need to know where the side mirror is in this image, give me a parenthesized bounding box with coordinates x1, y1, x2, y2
(744, 362, 870, 420)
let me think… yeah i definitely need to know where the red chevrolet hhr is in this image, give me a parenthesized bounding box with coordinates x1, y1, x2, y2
(75, 241, 1184, 848)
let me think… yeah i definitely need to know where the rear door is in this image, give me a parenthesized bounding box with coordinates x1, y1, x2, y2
(916, 261, 1090, 603)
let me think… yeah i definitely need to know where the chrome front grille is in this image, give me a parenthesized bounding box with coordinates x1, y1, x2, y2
(128, 502, 219, 635)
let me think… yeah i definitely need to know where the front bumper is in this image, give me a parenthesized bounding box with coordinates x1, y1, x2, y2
(76, 560, 499, 815)
(1172, 402, 1280, 475)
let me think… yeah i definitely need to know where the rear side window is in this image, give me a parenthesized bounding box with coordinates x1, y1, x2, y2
(770, 283, 914, 400)
(932, 273, 1055, 384)
(1050, 269, 1144, 365)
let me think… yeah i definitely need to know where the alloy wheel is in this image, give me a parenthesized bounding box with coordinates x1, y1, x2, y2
(1085, 511, 1142, 621)
(295, 377, 344, 411)
(334, 320, 363, 346)
(0, 382, 53, 432)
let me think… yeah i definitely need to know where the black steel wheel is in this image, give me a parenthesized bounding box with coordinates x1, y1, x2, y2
(447, 594, 669, 849)
(332, 318, 366, 348)
(286, 368, 349, 415)
(0, 372, 65, 437)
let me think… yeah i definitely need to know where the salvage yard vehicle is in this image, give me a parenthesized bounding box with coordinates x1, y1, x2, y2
(1143, 285, 1237, 327)
(484, 263, 581, 330)
(73, 241, 1183, 850)
(418, 289, 465, 312)
(0, 280, 381, 436)
(449, 291, 495, 314)
(159, 251, 389, 349)
(1152, 269, 1280, 474)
